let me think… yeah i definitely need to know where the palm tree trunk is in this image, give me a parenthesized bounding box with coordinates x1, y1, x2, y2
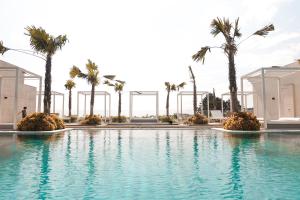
(228, 51, 239, 112)
(193, 80, 197, 115)
(90, 84, 95, 116)
(43, 54, 52, 114)
(68, 89, 72, 117)
(118, 91, 121, 122)
(166, 90, 170, 116)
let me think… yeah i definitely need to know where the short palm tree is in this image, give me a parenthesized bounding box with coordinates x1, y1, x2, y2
(192, 17, 274, 112)
(104, 79, 125, 122)
(70, 59, 100, 116)
(25, 26, 67, 114)
(165, 82, 186, 116)
(64, 80, 76, 117)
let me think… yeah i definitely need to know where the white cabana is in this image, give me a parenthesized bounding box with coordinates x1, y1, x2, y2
(177, 91, 210, 120)
(77, 91, 111, 120)
(241, 61, 300, 129)
(129, 91, 159, 121)
(0, 60, 42, 129)
(221, 91, 254, 115)
(37, 91, 65, 116)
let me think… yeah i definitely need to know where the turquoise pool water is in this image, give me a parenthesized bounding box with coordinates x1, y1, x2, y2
(0, 129, 300, 199)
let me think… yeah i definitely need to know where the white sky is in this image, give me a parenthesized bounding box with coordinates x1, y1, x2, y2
(1, 0, 300, 116)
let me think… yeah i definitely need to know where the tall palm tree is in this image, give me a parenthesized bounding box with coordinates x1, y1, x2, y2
(188, 66, 197, 115)
(192, 17, 274, 112)
(70, 59, 100, 116)
(25, 26, 67, 114)
(104, 79, 125, 122)
(64, 80, 76, 117)
(165, 82, 186, 116)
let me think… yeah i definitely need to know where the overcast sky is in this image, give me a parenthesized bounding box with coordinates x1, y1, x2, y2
(1, 0, 300, 116)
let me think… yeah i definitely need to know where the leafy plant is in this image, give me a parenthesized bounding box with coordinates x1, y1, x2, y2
(80, 115, 102, 125)
(185, 113, 208, 125)
(17, 112, 65, 131)
(223, 112, 260, 131)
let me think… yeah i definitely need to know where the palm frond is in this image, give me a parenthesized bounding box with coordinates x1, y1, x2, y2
(70, 66, 81, 78)
(210, 17, 232, 38)
(64, 79, 76, 90)
(253, 24, 275, 37)
(115, 83, 124, 92)
(25, 25, 67, 55)
(233, 18, 242, 38)
(0, 41, 9, 55)
(170, 84, 177, 91)
(192, 46, 211, 64)
(177, 82, 186, 90)
(115, 80, 125, 84)
(103, 75, 116, 80)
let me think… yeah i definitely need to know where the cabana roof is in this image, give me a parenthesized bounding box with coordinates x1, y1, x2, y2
(242, 61, 300, 82)
(130, 91, 158, 95)
(78, 91, 110, 95)
(178, 91, 209, 95)
(37, 91, 64, 95)
(0, 60, 41, 79)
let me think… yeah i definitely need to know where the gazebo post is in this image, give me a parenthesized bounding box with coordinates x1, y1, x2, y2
(241, 77, 244, 111)
(156, 91, 159, 121)
(38, 77, 42, 112)
(13, 68, 20, 130)
(129, 92, 132, 120)
(221, 94, 224, 116)
(109, 93, 111, 121)
(104, 92, 107, 121)
(207, 92, 210, 121)
(77, 92, 79, 116)
(200, 94, 204, 114)
(177, 93, 179, 119)
(84, 94, 87, 116)
(62, 94, 65, 116)
(180, 93, 183, 119)
(261, 68, 267, 129)
(53, 92, 56, 114)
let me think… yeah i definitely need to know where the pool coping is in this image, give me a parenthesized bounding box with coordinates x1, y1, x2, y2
(212, 128, 300, 134)
(0, 128, 73, 135)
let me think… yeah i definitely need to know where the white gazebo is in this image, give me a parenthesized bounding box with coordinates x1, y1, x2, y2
(129, 91, 159, 122)
(241, 61, 300, 129)
(0, 60, 42, 129)
(37, 91, 65, 116)
(177, 91, 210, 120)
(77, 91, 111, 120)
(221, 91, 254, 115)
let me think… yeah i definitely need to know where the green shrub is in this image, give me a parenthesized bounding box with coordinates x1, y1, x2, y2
(159, 115, 174, 124)
(80, 115, 102, 125)
(111, 116, 127, 123)
(17, 112, 65, 131)
(223, 112, 260, 131)
(185, 113, 208, 125)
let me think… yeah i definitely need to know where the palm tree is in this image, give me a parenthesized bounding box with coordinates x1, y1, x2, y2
(25, 26, 67, 114)
(104, 79, 125, 122)
(64, 80, 76, 117)
(188, 66, 197, 115)
(192, 17, 274, 112)
(165, 82, 186, 116)
(70, 59, 100, 116)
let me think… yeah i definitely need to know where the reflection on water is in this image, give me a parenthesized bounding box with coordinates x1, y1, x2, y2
(0, 130, 300, 199)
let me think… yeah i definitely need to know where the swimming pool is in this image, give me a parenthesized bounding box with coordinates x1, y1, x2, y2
(0, 129, 300, 199)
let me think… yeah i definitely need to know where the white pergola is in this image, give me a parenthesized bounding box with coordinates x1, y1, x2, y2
(0, 65, 42, 129)
(177, 91, 210, 119)
(221, 91, 254, 115)
(129, 91, 159, 120)
(77, 91, 111, 119)
(241, 66, 300, 128)
(37, 91, 65, 116)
